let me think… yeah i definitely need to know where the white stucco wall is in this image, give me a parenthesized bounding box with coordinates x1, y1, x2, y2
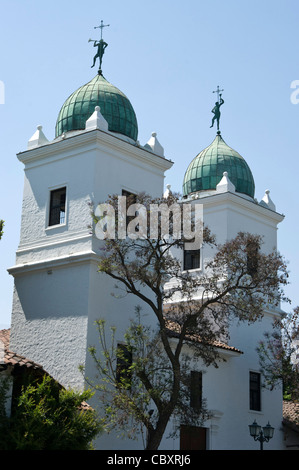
(9, 128, 172, 392)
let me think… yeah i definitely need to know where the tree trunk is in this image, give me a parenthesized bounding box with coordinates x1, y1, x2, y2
(145, 380, 180, 450)
(146, 416, 170, 450)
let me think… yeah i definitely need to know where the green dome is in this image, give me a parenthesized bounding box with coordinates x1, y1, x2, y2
(183, 134, 255, 198)
(55, 74, 138, 141)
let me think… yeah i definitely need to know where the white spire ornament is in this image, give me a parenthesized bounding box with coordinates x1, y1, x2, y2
(144, 132, 164, 157)
(216, 171, 236, 193)
(163, 184, 172, 199)
(260, 189, 276, 211)
(27, 125, 49, 149)
(85, 106, 109, 132)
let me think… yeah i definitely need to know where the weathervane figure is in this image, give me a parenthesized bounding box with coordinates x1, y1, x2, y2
(89, 20, 110, 74)
(210, 86, 224, 131)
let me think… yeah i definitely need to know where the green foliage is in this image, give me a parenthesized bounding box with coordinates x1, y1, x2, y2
(0, 378, 10, 424)
(84, 316, 149, 442)
(0, 220, 4, 240)
(0, 375, 102, 450)
(257, 307, 299, 401)
(84, 313, 210, 448)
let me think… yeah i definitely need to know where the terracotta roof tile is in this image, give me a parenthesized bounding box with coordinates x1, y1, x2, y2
(0, 328, 10, 349)
(283, 400, 299, 432)
(165, 320, 243, 354)
(0, 328, 45, 372)
(162, 301, 243, 354)
(0, 330, 93, 412)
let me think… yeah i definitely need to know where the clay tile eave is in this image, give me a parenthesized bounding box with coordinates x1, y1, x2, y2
(165, 322, 243, 354)
(0, 329, 93, 411)
(0, 328, 46, 372)
(283, 400, 299, 432)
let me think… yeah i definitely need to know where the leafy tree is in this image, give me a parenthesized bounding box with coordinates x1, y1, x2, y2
(88, 192, 289, 450)
(257, 307, 299, 400)
(0, 220, 4, 240)
(0, 374, 102, 450)
(85, 312, 211, 447)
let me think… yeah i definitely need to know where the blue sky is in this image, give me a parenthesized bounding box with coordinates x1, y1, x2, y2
(0, 0, 298, 328)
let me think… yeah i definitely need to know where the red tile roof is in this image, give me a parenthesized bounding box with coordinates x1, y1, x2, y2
(0, 329, 91, 410)
(283, 400, 299, 432)
(0, 328, 10, 348)
(165, 320, 243, 354)
(0, 328, 46, 372)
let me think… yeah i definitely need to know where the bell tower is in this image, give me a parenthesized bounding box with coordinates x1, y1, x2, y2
(8, 30, 172, 389)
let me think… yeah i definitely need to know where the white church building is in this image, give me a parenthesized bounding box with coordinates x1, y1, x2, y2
(3, 34, 292, 450)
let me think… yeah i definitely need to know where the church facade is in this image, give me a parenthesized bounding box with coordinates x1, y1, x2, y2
(6, 38, 288, 450)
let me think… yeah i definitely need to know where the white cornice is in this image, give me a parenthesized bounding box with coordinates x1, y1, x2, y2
(8, 250, 101, 277)
(16, 231, 92, 254)
(185, 191, 284, 225)
(17, 129, 173, 173)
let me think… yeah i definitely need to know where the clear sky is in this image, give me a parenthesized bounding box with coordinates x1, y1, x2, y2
(0, 0, 298, 328)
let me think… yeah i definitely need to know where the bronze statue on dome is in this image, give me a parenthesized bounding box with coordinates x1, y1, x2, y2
(210, 86, 224, 131)
(90, 39, 108, 71)
(89, 20, 110, 74)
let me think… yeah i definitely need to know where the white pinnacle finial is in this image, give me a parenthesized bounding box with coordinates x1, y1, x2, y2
(163, 184, 172, 199)
(28, 125, 49, 149)
(144, 132, 164, 157)
(216, 171, 235, 193)
(85, 106, 108, 132)
(260, 189, 276, 211)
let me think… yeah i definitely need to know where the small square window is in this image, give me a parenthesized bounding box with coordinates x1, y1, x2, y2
(122, 189, 137, 205)
(184, 248, 200, 271)
(122, 190, 137, 233)
(49, 187, 66, 226)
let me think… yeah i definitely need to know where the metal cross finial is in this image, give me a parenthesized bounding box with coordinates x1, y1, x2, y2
(94, 20, 110, 40)
(213, 85, 224, 103)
